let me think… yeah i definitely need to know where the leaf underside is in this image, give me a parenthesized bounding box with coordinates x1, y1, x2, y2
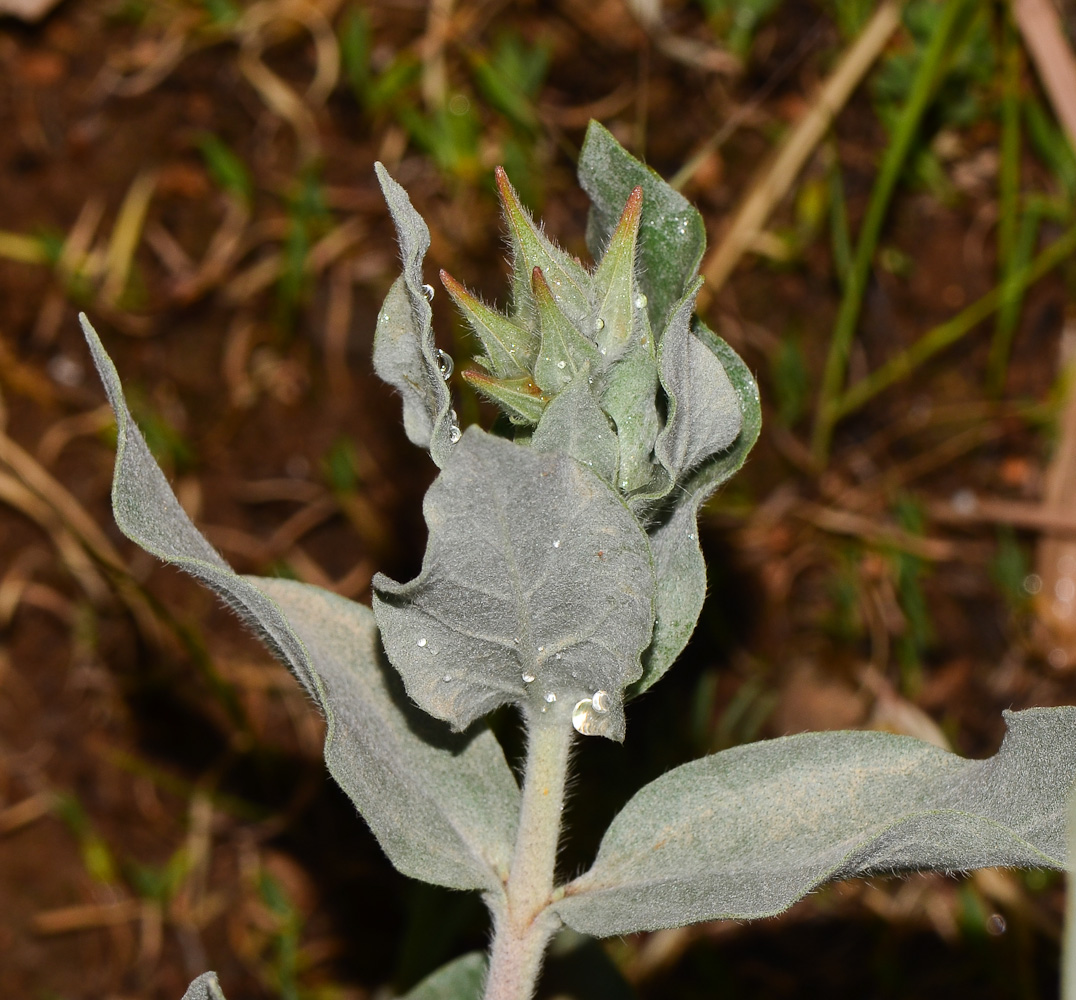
(633, 319, 762, 695)
(400, 951, 488, 1000)
(373, 427, 656, 740)
(182, 973, 227, 1000)
(82, 316, 519, 896)
(554, 708, 1076, 936)
(374, 164, 454, 467)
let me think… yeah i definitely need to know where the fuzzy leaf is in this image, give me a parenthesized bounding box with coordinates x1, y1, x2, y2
(372, 428, 655, 740)
(532, 265, 601, 395)
(601, 347, 661, 493)
(532, 376, 618, 484)
(400, 951, 487, 1000)
(655, 281, 742, 480)
(82, 317, 519, 895)
(440, 269, 534, 378)
(462, 368, 548, 425)
(496, 165, 592, 330)
(592, 185, 644, 361)
(555, 707, 1076, 936)
(182, 973, 226, 1000)
(578, 121, 706, 336)
(374, 164, 454, 467)
(633, 320, 761, 695)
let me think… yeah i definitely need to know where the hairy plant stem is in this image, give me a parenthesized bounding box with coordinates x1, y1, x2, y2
(483, 714, 574, 1000)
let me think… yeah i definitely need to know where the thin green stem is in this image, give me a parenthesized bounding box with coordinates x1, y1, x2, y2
(483, 715, 573, 1000)
(812, 0, 973, 464)
(829, 224, 1076, 422)
(986, 9, 1024, 395)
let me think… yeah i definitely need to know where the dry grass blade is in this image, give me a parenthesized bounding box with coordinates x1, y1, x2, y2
(699, 0, 902, 300)
(33, 899, 142, 934)
(0, 791, 55, 835)
(1014, 0, 1076, 150)
(101, 170, 158, 306)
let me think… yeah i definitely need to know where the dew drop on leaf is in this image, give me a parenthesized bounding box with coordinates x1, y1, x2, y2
(522, 671, 536, 683)
(634, 293, 648, 309)
(423, 283, 435, 301)
(594, 318, 605, 332)
(417, 638, 428, 647)
(545, 692, 557, 703)
(437, 349, 454, 380)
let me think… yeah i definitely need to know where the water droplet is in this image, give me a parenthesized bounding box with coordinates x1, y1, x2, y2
(442, 673, 452, 682)
(687, 531, 696, 540)
(594, 318, 605, 332)
(986, 913, 1007, 935)
(417, 638, 428, 647)
(620, 480, 629, 490)
(556, 360, 566, 369)
(554, 652, 562, 660)
(522, 671, 536, 683)
(599, 347, 607, 356)
(537, 646, 544, 653)
(592, 690, 610, 712)
(449, 424, 462, 444)
(423, 283, 435, 301)
(437, 349, 454, 380)
(544, 692, 557, 703)
(552, 539, 561, 548)
(634, 293, 648, 309)
(513, 637, 520, 644)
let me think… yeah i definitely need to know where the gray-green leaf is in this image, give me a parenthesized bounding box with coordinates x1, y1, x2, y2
(634, 320, 761, 695)
(554, 707, 1076, 936)
(578, 121, 706, 337)
(372, 428, 655, 740)
(601, 347, 661, 494)
(82, 316, 518, 895)
(182, 972, 226, 1000)
(399, 951, 487, 1000)
(655, 280, 742, 481)
(374, 164, 454, 466)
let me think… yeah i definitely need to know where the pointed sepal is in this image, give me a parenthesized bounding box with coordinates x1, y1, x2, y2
(462, 367, 548, 425)
(532, 266, 601, 395)
(592, 185, 646, 361)
(495, 165, 592, 330)
(440, 269, 535, 378)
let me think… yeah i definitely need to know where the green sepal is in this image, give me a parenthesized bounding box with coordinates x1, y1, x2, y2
(592, 185, 646, 361)
(440, 269, 535, 378)
(601, 346, 661, 493)
(495, 165, 592, 330)
(532, 266, 601, 395)
(532, 375, 619, 484)
(462, 367, 548, 425)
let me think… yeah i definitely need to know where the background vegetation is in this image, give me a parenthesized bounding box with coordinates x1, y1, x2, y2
(1, 0, 1076, 996)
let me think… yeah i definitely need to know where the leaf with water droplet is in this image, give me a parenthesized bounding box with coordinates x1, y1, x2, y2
(532, 376, 618, 485)
(462, 368, 548, 425)
(82, 317, 520, 895)
(655, 279, 742, 481)
(440, 269, 535, 378)
(633, 319, 760, 696)
(496, 165, 592, 330)
(400, 951, 488, 1000)
(555, 707, 1076, 935)
(591, 186, 644, 361)
(372, 429, 655, 740)
(578, 121, 706, 338)
(601, 346, 661, 493)
(373, 164, 453, 466)
(532, 266, 600, 395)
